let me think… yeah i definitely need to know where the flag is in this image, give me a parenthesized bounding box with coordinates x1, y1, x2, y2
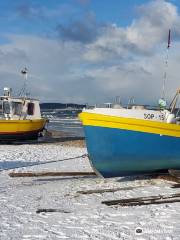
(167, 29, 171, 49)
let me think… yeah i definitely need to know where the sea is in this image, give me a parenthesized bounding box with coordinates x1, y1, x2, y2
(42, 109, 84, 137)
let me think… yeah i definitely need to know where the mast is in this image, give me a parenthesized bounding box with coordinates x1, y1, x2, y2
(162, 30, 171, 99)
(159, 30, 171, 109)
(19, 67, 28, 97)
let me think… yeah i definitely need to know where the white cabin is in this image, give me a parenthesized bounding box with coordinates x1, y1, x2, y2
(0, 87, 42, 120)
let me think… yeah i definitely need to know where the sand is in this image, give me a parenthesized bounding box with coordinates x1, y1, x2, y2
(0, 137, 180, 239)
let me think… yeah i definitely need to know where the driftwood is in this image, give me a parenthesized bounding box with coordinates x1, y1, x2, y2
(77, 186, 141, 195)
(102, 193, 180, 206)
(9, 171, 96, 178)
(36, 208, 71, 214)
(76, 173, 180, 195)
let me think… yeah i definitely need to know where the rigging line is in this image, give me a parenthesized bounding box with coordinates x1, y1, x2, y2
(162, 47, 169, 99)
(0, 154, 88, 172)
(162, 46, 169, 99)
(161, 29, 171, 100)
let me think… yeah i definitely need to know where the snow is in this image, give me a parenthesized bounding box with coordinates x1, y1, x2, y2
(0, 142, 180, 239)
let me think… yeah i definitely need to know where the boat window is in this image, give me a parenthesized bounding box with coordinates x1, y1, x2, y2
(27, 102, 34, 115)
(0, 102, 2, 117)
(12, 102, 22, 115)
(3, 101, 10, 114)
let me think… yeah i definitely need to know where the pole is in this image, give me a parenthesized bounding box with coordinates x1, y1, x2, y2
(162, 29, 171, 100)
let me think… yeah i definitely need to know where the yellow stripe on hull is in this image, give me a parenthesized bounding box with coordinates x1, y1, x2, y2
(0, 119, 46, 133)
(79, 112, 180, 138)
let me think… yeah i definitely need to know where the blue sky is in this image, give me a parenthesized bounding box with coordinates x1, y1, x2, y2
(0, 0, 178, 36)
(0, 0, 180, 103)
(0, 0, 142, 35)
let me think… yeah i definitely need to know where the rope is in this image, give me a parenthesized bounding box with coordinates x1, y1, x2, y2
(161, 47, 169, 100)
(0, 154, 88, 172)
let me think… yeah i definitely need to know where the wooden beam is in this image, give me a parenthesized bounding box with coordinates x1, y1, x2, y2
(9, 171, 96, 178)
(102, 193, 180, 206)
(77, 186, 141, 195)
(103, 198, 180, 206)
(36, 208, 71, 214)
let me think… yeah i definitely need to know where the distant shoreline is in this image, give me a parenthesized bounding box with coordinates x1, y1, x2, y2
(40, 102, 85, 110)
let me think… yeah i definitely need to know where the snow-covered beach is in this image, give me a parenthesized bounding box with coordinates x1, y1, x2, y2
(0, 140, 180, 240)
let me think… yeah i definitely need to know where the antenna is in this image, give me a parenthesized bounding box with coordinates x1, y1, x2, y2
(19, 67, 28, 97)
(163, 29, 171, 98)
(159, 29, 171, 109)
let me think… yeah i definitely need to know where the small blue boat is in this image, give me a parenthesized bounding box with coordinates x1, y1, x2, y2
(79, 89, 180, 177)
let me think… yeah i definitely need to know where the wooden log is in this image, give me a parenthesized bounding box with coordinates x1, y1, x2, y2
(9, 171, 96, 178)
(36, 208, 71, 214)
(107, 198, 180, 206)
(102, 193, 180, 206)
(77, 186, 140, 195)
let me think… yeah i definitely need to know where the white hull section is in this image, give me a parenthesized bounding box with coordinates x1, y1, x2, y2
(84, 108, 175, 123)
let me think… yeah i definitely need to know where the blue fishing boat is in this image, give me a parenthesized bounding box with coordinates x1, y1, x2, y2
(79, 89, 180, 177)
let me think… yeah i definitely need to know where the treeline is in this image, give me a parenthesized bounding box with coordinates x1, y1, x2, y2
(40, 103, 86, 110)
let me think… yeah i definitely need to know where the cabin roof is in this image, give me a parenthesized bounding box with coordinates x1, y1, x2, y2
(0, 96, 39, 101)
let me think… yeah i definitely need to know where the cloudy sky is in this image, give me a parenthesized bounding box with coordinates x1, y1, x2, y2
(0, 0, 180, 104)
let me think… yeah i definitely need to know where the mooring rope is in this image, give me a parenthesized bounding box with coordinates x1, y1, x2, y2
(0, 154, 88, 172)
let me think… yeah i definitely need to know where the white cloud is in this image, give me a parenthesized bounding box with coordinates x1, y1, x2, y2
(0, 35, 95, 102)
(127, 0, 180, 49)
(84, 0, 180, 62)
(0, 0, 180, 105)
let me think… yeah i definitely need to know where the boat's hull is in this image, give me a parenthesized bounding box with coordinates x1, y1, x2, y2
(0, 119, 47, 141)
(80, 112, 180, 177)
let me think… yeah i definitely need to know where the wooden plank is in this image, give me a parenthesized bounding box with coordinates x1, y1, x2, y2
(36, 208, 71, 214)
(103, 198, 180, 206)
(102, 193, 180, 206)
(77, 186, 141, 195)
(9, 171, 96, 178)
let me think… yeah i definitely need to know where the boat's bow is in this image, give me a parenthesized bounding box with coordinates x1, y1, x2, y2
(79, 108, 180, 177)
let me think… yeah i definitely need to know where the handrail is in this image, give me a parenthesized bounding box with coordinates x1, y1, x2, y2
(169, 88, 180, 113)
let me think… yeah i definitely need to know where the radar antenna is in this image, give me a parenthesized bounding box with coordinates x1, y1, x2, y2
(19, 67, 28, 97)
